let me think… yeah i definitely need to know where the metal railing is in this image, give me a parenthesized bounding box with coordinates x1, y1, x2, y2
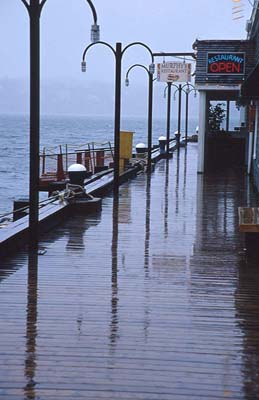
(40, 141, 114, 184)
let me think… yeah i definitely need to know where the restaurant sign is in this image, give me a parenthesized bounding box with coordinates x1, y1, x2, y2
(207, 52, 245, 75)
(157, 62, 191, 82)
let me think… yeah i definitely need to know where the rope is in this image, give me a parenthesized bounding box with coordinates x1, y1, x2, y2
(0, 182, 95, 229)
(0, 187, 82, 222)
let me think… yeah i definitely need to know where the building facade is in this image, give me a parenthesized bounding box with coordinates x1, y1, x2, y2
(194, 39, 255, 174)
(244, 4, 259, 191)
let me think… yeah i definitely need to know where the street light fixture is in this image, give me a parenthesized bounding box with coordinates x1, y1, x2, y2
(81, 41, 154, 193)
(149, 63, 156, 74)
(164, 82, 197, 150)
(20, 0, 100, 248)
(125, 64, 154, 173)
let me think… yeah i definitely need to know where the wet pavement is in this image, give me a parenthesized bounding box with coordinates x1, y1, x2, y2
(1, 143, 259, 399)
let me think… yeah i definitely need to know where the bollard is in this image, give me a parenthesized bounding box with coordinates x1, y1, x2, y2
(13, 197, 29, 221)
(68, 163, 87, 186)
(158, 136, 167, 154)
(136, 143, 147, 158)
(174, 130, 181, 146)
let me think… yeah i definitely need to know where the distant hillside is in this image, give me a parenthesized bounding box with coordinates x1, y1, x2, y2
(0, 77, 199, 118)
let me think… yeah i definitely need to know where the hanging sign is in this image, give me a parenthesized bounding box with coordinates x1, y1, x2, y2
(207, 52, 245, 74)
(157, 62, 191, 82)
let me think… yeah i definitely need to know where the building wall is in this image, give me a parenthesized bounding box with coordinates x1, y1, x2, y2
(194, 40, 255, 86)
(248, 9, 259, 64)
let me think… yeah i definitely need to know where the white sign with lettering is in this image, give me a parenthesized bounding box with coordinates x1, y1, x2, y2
(157, 62, 191, 82)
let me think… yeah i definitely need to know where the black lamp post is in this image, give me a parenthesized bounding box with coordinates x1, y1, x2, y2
(20, 0, 100, 248)
(125, 64, 153, 173)
(164, 82, 172, 156)
(164, 82, 183, 154)
(181, 83, 197, 143)
(172, 84, 182, 148)
(81, 41, 154, 194)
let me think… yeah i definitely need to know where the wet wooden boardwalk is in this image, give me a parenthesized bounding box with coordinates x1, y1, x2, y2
(1, 143, 259, 399)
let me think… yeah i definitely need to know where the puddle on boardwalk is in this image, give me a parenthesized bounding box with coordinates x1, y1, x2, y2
(1, 144, 259, 399)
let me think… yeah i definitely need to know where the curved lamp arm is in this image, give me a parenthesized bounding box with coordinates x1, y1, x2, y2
(81, 41, 116, 70)
(86, 0, 98, 24)
(171, 83, 180, 90)
(182, 83, 197, 97)
(164, 82, 181, 98)
(82, 41, 115, 60)
(188, 87, 197, 97)
(125, 63, 150, 87)
(182, 82, 195, 90)
(20, 0, 29, 11)
(21, 0, 48, 11)
(122, 42, 154, 62)
(173, 88, 179, 100)
(40, 0, 48, 9)
(21, 0, 99, 36)
(122, 42, 155, 74)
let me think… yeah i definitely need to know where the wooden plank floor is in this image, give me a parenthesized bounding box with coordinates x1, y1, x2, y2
(1, 144, 259, 399)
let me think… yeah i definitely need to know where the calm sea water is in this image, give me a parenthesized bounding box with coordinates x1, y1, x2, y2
(0, 114, 198, 215)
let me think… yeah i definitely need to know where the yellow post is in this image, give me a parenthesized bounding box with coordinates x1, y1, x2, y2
(119, 159, 125, 174)
(119, 131, 133, 172)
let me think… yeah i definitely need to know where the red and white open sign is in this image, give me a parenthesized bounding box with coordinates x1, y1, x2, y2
(207, 52, 245, 75)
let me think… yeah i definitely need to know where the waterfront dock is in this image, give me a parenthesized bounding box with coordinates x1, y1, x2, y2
(1, 143, 259, 399)
(0, 139, 177, 256)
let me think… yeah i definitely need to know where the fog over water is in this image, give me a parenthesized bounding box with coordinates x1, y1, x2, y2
(0, 0, 251, 117)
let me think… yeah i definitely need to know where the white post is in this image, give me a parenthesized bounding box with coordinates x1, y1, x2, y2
(197, 91, 206, 173)
(239, 106, 246, 127)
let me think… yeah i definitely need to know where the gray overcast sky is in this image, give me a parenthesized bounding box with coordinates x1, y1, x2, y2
(0, 0, 252, 82)
(0, 1, 253, 116)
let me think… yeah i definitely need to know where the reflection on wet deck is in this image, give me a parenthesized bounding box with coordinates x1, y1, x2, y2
(1, 143, 259, 399)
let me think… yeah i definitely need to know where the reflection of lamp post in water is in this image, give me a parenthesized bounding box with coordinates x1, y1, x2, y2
(24, 251, 38, 399)
(125, 64, 154, 173)
(164, 159, 169, 238)
(110, 194, 119, 349)
(144, 174, 151, 272)
(20, 0, 100, 247)
(175, 150, 180, 214)
(81, 41, 155, 194)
